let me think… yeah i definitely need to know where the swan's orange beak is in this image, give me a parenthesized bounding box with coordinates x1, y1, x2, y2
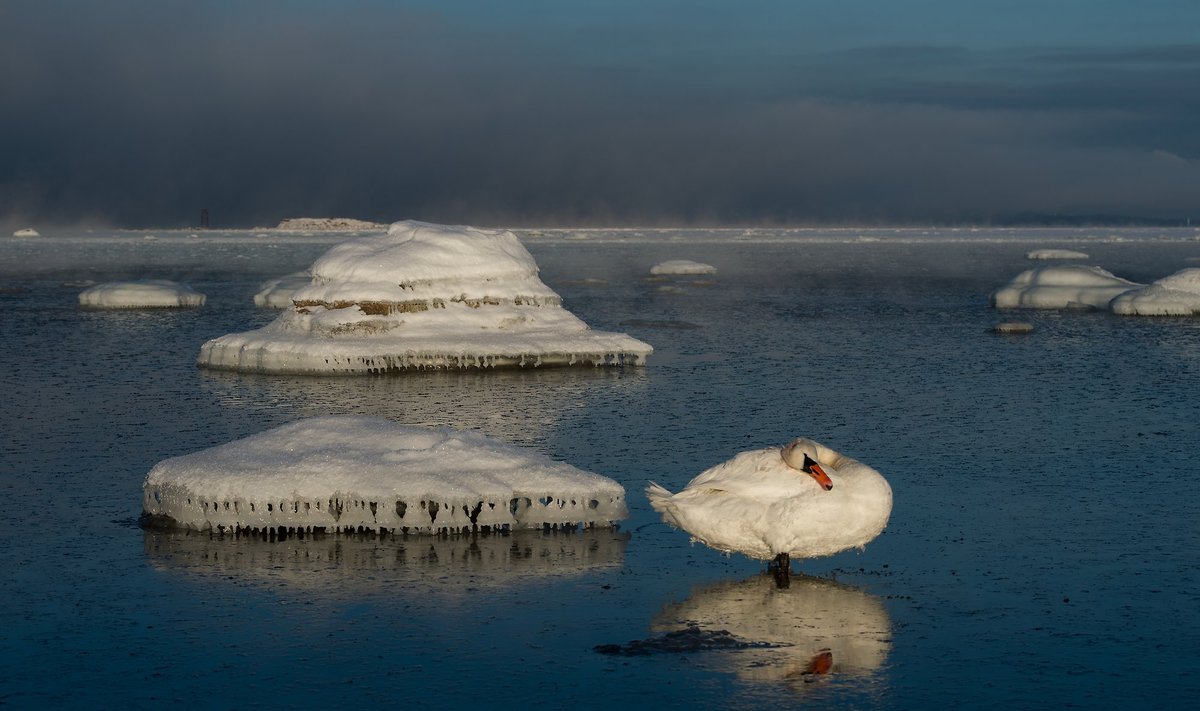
(805, 650, 834, 675)
(808, 461, 834, 491)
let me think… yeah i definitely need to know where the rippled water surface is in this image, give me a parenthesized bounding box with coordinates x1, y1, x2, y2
(2, 227, 1199, 708)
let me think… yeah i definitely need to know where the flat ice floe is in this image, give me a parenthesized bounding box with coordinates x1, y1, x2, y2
(991, 265, 1140, 310)
(79, 279, 206, 309)
(650, 259, 717, 275)
(141, 416, 628, 535)
(12, 227, 40, 238)
(1110, 268, 1200, 316)
(198, 220, 651, 373)
(1026, 248, 1088, 260)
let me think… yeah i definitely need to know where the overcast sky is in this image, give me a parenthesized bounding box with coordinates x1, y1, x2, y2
(2, 0, 1199, 228)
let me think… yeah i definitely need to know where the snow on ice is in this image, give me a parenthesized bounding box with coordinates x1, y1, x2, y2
(650, 259, 717, 275)
(1026, 249, 1089, 260)
(198, 220, 652, 374)
(141, 416, 628, 535)
(1110, 268, 1200, 316)
(78, 279, 206, 309)
(253, 272, 311, 309)
(990, 265, 1141, 310)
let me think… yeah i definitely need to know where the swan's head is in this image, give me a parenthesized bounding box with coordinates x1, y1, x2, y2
(781, 438, 834, 491)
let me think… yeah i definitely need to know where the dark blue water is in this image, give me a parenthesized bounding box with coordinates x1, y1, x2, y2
(2, 228, 1199, 708)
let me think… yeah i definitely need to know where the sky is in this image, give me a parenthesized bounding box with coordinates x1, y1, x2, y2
(2, 0, 1199, 228)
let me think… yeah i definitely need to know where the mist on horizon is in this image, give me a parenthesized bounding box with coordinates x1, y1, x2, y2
(3, 1, 1199, 230)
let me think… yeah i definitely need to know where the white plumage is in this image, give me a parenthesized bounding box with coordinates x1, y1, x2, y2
(646, 438, 892, 574)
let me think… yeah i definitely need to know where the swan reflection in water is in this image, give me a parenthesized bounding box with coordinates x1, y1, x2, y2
(144, 527, 628, 596)
(600, 573, 890, 688)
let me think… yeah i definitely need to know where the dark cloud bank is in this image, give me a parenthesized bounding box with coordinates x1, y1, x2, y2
(2, 2, 1198, 229)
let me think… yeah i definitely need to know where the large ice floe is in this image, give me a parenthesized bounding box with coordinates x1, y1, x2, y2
(991, 264, 1141, 310)
(141, 416, 628, 535)
(1110, 268, 1200, 316)
(198, 220, 652, 373)
(79, 279, 206, 309)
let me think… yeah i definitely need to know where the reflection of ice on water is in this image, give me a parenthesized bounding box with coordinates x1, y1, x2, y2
(198, 366, 648, 446)
(144, 528, 628, 596)
(645, 574, 891, 685)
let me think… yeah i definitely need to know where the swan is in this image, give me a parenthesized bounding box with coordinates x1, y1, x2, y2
(646, 438, 892, 586)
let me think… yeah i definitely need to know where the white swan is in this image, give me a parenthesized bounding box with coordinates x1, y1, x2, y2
(647, 438, 892, 585)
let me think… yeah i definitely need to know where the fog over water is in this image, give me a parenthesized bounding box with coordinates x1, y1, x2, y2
(3, 2, 1200, 228)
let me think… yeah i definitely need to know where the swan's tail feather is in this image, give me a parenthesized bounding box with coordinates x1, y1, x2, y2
(645, 481, 675, 515)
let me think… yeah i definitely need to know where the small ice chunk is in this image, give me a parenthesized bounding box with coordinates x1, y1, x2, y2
(79, 280, 206, 309)
(992, 321, 1035, 334)
(991, 265, 1140, 310)
(1026, 249, 1089, 260)
(650, 260, 717, 275)
(253, 272, 312, 309)
(1110, 268, 1200, 316)
(141, 416, 628, 534)
(12, 228, 40, 238)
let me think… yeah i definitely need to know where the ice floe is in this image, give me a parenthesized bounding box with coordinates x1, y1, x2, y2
(273, 217, 386, 231)
(12, 227, 40, 238)
(650, 259, 717, 275)
(253, 272, 311, 308)
(78, 279, 206, 309)
(1026, 249, 1088, 260)
(198, 220, 652, 374)
(992, 321, 1035, 334)
(991, 265, 1141, 310)
(1110, 268, 1200, 316)
(141, 416, 628, 535)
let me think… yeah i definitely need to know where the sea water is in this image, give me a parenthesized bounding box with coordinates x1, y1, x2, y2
(2, 227, 1198, 708)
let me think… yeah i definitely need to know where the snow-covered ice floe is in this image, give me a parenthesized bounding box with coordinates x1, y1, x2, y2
(12, 227, 40, 238)
(650, 259, 717, 275)
(992, 321, 1035, 334)
(273, 217, 386, 231)
(79, 279, 206, 309)
(253, 271, 311, 309)
(991, 265, 1140, 310)
(141, 416, 628, 535)
(1110, 268, 1200, 316)
(198, 220, 652, 373)
(1026, 249, 1088, 260)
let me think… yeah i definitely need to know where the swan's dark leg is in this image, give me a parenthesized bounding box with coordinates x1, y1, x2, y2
(771, 552, 791, 589)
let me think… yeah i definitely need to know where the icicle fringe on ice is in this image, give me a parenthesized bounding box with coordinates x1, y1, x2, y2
(140, 416, 629, 535)
(197, 220, 651, 374)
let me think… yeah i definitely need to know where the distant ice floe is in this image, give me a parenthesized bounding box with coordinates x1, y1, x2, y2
(12, 228, 40, 238)
(253, 271, 311, 309)
(273, 217, 386, 231)
(1110, 268, 1200, 316)
(991, 265, 1141, 310)
(79, 279, 206, 309)
(198, 220, 652, 374)
(1026, 249, 1088, 260)
(650, 259, 717, 275)
(141, 416, 628, 535)
(992, 321, 1035, 334)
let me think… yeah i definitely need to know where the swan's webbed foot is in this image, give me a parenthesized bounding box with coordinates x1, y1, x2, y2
(770, 552, 791, 589)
